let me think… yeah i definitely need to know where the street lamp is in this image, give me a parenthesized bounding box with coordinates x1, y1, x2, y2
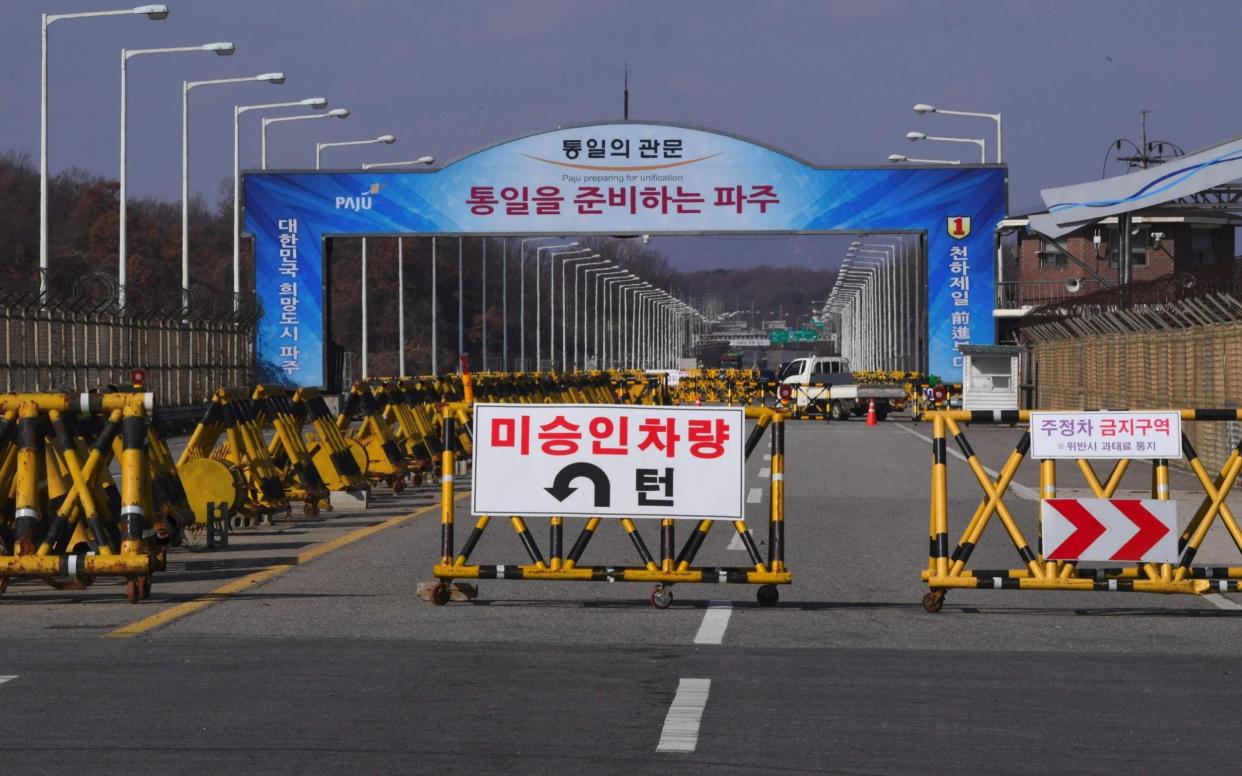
(517, 238, 564, 371)
(905, 131, 986, 163)
(535, 245, 583, 370)
(559, 254, 602, 370)
(913, 103, 1003, 162)
(182, 72, 284, 309)
(360, 157, 435, 377)
(621, 282, 652, 368)
(234, 97, 327, 311)
(262, 109, 349, 169)
(572, 260, 610, 370)
(119, 40, 234, 308)
(315, 134, 396, 169)
(887, 154, 960, 165)
(311, 131, 401, 370)
(582, 263, 620, 369)
(603, 274, 638, 368)
(41, 4, 169, 299)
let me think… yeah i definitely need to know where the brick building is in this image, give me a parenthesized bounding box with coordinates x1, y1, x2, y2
(995, 206, 1240, 313)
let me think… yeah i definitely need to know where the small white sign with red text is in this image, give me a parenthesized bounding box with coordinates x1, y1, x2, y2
(471, 403, 746, 519)
(1042, 498, 1178, 563)
(1030, 411, 1181, 459)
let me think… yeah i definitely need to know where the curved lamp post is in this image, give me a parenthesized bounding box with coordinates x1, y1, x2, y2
(41, 4, 169, 299)
(120, 40, 234, 307)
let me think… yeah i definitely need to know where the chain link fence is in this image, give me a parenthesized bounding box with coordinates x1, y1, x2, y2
(1021, 268, 1242, 473)
(0, 272, 255, 409)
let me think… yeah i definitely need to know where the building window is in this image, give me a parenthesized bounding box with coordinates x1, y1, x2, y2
(1038, 237, 1068, 268)
(1191, 228, 1215, 267)
(1107, 226, 1149, 268)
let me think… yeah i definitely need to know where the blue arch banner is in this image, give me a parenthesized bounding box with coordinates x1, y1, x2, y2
(244, 121, 1006, 385)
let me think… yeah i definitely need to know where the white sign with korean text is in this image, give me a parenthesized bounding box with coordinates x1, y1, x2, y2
(471, 403, 746, 519)
(1030, 411, 1182, 460)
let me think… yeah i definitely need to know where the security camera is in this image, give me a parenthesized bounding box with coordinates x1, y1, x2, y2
(1065, 277, 1082, 293)
(1151, 231, 1165, 243)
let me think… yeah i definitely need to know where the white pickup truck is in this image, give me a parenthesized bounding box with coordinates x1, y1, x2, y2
(777, 356, 906, 421)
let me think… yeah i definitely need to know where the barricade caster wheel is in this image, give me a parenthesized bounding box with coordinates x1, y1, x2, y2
(125, 578, 141, 604)
(431, 583, 451, 606)
(0, 577, 8, 596)
(139, 574, 152, 600)
(922, 590, 945, 613)
(756, 585, 779, 607)
(650, 585, 673, 609)
(391, 477, 405, 494)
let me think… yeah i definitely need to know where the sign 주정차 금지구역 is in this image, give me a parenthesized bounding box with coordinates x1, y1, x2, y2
(1029, 411, 1182, 460)
(471, 403, 746, 519)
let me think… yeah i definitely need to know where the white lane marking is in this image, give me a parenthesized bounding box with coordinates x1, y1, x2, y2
(894, 423, 1039, 501)
(762, 453, 771, 461)
(0, 676, 16, 685)
(656, 678, 711, 753)
(757, 467, 771, 478)
(726, 532, 745, 551)
(693, 601, 733, 645)
(746, 487, 763, 504)
(1204, 593, 1242, 611)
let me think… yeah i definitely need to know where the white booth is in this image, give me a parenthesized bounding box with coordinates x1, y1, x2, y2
(958, 344, 1020, 412)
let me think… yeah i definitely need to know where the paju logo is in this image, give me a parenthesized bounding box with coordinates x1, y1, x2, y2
(335, 183, 383, 211)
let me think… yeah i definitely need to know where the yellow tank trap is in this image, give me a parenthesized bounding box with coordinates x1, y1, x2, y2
(673, 368, 763, 406)
(429, 406, 791, 608)
(289, 387, 369, 494)
(251, 385, 331, 514)
(177, 388, 289, 527)
(0, 393, 169, 603)
(336, 382, 409, 493)
(383, 378, 444, 477)
(920, 408, 1242, 612)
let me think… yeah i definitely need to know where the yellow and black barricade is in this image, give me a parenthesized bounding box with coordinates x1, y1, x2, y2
(429, 405, 790, 608)
(921, 408, 1242, 612)
(0, 392, 166, 603)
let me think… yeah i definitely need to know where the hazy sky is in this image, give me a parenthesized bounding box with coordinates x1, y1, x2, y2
(4, 0, 1241, 269)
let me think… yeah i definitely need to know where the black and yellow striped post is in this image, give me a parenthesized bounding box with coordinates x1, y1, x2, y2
(13, 401, 43, 555)
(564, 517, 601, 569)
(439, 408, 456, 568)
(767, 413, 785, 574)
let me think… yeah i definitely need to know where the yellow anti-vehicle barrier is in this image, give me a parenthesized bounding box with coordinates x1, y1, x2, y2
(178, 388, 288, 522)
(0, 393, 165, 603)
(252, 385, 330, 514)
(429, 405, 790, 608)
(338, 382, 408, 493)
(920, 408, 1242, 612)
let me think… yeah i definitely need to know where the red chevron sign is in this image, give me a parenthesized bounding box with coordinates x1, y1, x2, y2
(1042, 499, 1178, 563)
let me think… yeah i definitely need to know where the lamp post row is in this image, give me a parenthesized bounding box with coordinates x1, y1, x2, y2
(40, 9, 699, 374)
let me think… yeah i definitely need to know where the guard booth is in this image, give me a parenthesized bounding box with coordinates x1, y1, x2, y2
(958, 344, 1018, 412)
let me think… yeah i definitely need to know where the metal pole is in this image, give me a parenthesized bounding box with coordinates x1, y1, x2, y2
(181, 80, 190, 309)
(519, 241, 526, 370)
(481, 239, 488, 371)
(996, 114, 1003, 163)
(361, 237, 368, 378)
(233, 104, 241, 311)
(39, 15, 49, 299)
(501, 240, 508, 371)
(457, 237, 464, 372)
(119, 50, 128, 308)
(431, 237, 437, 374)
(398, 237, 405, 376)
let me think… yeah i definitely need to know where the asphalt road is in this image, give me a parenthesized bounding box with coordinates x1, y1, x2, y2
(3, 416, 1242, 774)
